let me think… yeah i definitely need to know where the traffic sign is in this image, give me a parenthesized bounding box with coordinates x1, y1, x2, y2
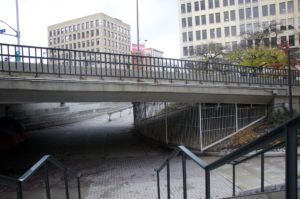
(16, 51, 20, 62)
(0, 29, 5, 34)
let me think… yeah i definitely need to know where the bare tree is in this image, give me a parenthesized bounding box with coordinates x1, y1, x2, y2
(194, 42, 226, 63)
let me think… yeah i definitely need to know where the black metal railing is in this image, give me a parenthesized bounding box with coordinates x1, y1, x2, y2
(0, 155, 82, 199)
(155, 114, 300, 199)
(0, 43, 299, 86)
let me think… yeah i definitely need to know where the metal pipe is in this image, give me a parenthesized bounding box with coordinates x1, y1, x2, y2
(156, 171, 160, 199)
(44, 161, 51, 199)
(233, 164, 235, 196)
(165, 102, 168, 144)
(261, 153, 264, 193)
(182, 152, 187, 199)
(205, 168, 210, 199)
(16, 0, 20, 50)
(64, 168, 69, 199)
(288, 50, 293, 118)
(167, 159, 170, 199)
(136, 0, 140, 71)
(199, 103, 203, 151)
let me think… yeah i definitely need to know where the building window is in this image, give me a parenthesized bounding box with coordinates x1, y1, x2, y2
(50, 39, 52, 45)
(189, 46, 194, 56)
(188, 17, 192, 26)
(65, 36, 68, 42)
(239, 0, 243, 4)
(215, 0, 220, 8)
(69, 35, 72, 41)
(210, 29, 215, 39)
(288, 18, 294, 29)
(246, 8, 251, 19)
(280, 2, 286, 14)
(271, 37, 277, 46)
(240, 24, 245, 34)
(201, 15, 206, 25)
(247, 24, 252, 33)
(86, 31, 89, 38)
(96, 29, 99, 36)
(262, 5, 268, 16)
(91, 21, 94, 28)
(91, 30, 94, 37)
(53, 30, 56, 36)
(183, 32, 187, 42)
(195, 1, 199, 11)
(187, 3, 191, 12)
(263, 38, 269, 46)
(195, 16, 200, 25)
(209, 0, 213, 9)
(61, 28, 64, 34)
(232, 41, 237, 50)
(82, 32, 85, 39)
(225, 27, 230, 37)
(53, 38, 56, 44)
(209, 14, 214, 24)
(77, 24, 80, 30)
(289, 35, 295, 45)
(201, 0, 205, 10)
(188, 31, 193, 41)
(108, 40, 110, 46)
(69, 44, 72, 49)
(224, 11, 229, 21)
(82, 23, 85, 30)
(216, 13, 220, 23)
(82, 41, 85, 48)
(288, 1, 294, 13)
(254, 23, 259, 32)
(281, 36, 287, 44)
(196, 30, 201, 40)
(111, 23, 113, 29)
(104, 39, 106, 45)
(217, 28, 221, 38)
(57, 37, 60, 44)
(73, 25, 76, 31)
(73, 34, 76, 40)
(226, 42, 231, 52)
(78, 42, 81, 48)
(270, 4, 275, 15)
(104, 29, 106, 36)
(107, 22, 109, 27)
(239, 9, 244, 20)
(281, 19, 286, 30)
(69, 26, 72, 32)
(49, 31, 52, 37)
(62, 36, 64, 43)
(223, 0, 228, 6)
(230, 10, 235, 21)
(87, 40, 90, 47)
(230, 0, 234, 5)
(86, 22, 89, 28)
(91, 39, 94, 46)
(253, 7, 258, 18)
(231, 26, 236, 36)
(181, 4, 186, 13)
(183, 47, 188, 56)
(111, 32, 113, 38)
(263, 21, 269, 32)
(182, 18, 186, 28)
(57, 29, 60, 35)
(76, 33, 79, 39)
(74, 43, 76, 49)
(202, 30, 207, 39)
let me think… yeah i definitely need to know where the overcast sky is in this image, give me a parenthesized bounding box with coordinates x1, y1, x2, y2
(0, 0, 180, 59)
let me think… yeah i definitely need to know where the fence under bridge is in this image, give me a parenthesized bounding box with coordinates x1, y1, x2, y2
(133, 102, 267, 151)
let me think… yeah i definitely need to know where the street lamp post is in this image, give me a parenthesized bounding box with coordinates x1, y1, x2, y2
(136, 0, 140, 70)
(144, 40, 148, 55)
(287, 46, 300, 118)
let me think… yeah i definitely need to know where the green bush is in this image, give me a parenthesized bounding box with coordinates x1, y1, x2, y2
(267, 107, 297, 127)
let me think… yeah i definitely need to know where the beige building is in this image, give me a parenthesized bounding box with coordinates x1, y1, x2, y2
(48, 13, 131, 56)
(178, 0, 300, 59)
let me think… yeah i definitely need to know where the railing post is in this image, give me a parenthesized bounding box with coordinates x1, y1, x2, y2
(144, 102, 147, 137)
(77, 174, 81, 199)
(233, 164, 235, 196)
(165, 102, 168, 144)
(261, 153, 264, 193)
(235, 103, 238, 132)
(44, 161, 51, 199)
(205, 168, 210, 199)
(285, 125, 298, 199)
(167, 159, 170, 199)
(199, 103, 203, 151)
(17, 181, 23, 199)
(182, 152, 187, 199)
(156, 170, 161, 199)
(64, 168, 70, 199)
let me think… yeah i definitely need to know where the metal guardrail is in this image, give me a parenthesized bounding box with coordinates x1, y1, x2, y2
(107, 105, 133, 120)
(0, 155, 82, 199)
(0, 43, 299, 86)
(155, 114, 300, 199)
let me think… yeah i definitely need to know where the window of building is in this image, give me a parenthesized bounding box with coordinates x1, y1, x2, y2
(195, 1, 199, 11)
(225, 27, 230, 37)
(74, 43, 76, 49)
(210, 29, 215, 38)
(215, 0, 220, 8)
(216, 28, 221, 38)
(216, 13, 220, 23)
(91, 21, 94, 28)
(230, 10, 235, 21)
(115, 33, 117, 39)
(53, 30, 56, 36)
(188, 17, 193, 26)
(82, 23, 85, 30)
(209, 0, 213, 9)
(91, 30, 94, 37)
(271, 37, 277, 46)
(91, 39, 94, 46)
(231, 26, 236, 36)
(122, 36, 124, 41)
(230, 0, 235, 5)
(247, 24, 252, 33)
(209, 14, 214, 23)
(183, 32, 187, 42)
(270, 20, 277, 31)
(195, 16, 200, 25)
(239, 9, 244, 20)
(69, 35, 72, 41)
(246, 8, 251, 19)
(188, 31, 193, 41)
(201, 15, 206, 24)
(61, 28, 64, 34)
(189, 46, 194, 56)
(49, 31, 52, 37)
(270, 4, 275, 15)
(111, 32, 113, 38)
(107, 22, 110, 27)
(262, 5, 268, 16)
(82, 32, 85, 39)
(239, 0, 243, 4)
(288, 1, 294, 13)
(254, 23, 259, 32)
(65, 36, 68, 42)
(281, 19, 286, 30)
(182, 18, 187, 28)
(280, 2, 286, 14)
(104, 39, 106, 45)
(57, 29, 60, 35)
(181, 4, 186, 13)
(96, 29, 99, 36)
(201, 0, 205, 10)
(183, 47, 188, 56)
(96, 20, 99, 27)
(226, 42, 231, 52)
(87, 40, 90, 47)
(246, 0, 250, 3)
(187, 3, 191, 12)
(224, 11, 229, 21)
(223, 0, 228, 6)
(240, 24, 245, 34)
(73, 34, 76, 40)
(73, 25, 76, 31)
(263, 38, 269, 46)
(82, 41, 85, 48)
(202, 30, 207, 39)
(253, 7, 258, 18)
(232, 41, 237, 50)
(289, 35, 295, 45)
(50, 39, 52, 45)
(104, 29, 106, 36)
(69, 26, 72, 32)
(196, 30, 201, 40)
(62, 36, 64, 43)
(78, 42, 81, 48)
(86, 22, 89, 28)
(288, 18, 294, 29)
(69, 44, 72, 49)
(86, 31, 89, 38)
(263, 21, 269, 32)
(281, 36, 287, 44)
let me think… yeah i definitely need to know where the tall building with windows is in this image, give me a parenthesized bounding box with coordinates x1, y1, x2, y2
(48, 13, 131, 54)
(178, 0, 300, 59)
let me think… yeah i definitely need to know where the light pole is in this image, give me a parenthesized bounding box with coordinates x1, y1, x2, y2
(287, 46, 300, 118)
(136, 0, 140, 70)
(144, 40, 148, 55)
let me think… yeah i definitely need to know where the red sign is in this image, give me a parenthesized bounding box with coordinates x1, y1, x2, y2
(132, 44, 145, 53)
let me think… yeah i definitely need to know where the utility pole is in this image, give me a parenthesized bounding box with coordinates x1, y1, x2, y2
(16, 0, 20, 48)
(136, 0, 140, 70)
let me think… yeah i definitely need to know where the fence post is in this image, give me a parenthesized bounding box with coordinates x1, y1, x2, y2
(199, 103, 203, 151)
(165, 102, 168, 144)
(156, 170, 161, 199)
(182, 153, 187, 199)
(233, 164, 235, 196)
(144, 102, 147, 137)
(167, 159, 170, 199)
(17, 182, 23, 199)
(44, 161, 51, 199)
(235, 103, 238, 132)
(205, 168, 210, 199)
(64, 168, 70, 199)
(261, 153, 264, 193)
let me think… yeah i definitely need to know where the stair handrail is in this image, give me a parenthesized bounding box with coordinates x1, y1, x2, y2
(155, 114, 300, 199)
(0, 155, 82, 199)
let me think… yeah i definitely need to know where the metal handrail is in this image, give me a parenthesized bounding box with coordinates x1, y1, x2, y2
(107, 105, 133, 120)
(0, 43, 299, 86)
(155, 114, 300, 199)
(0, 155, 82, 199)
